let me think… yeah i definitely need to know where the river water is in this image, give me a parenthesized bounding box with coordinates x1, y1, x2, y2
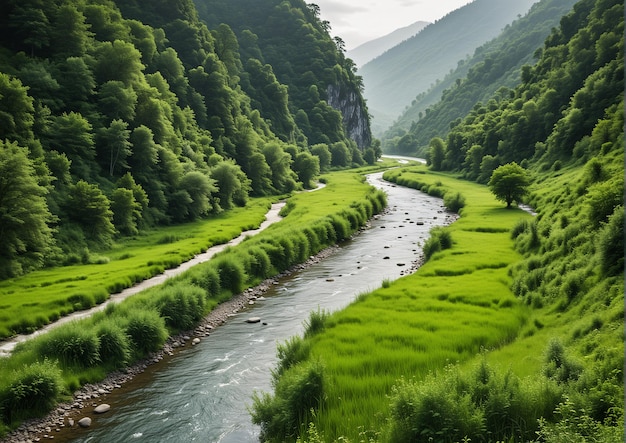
(61, 172, 452, 443)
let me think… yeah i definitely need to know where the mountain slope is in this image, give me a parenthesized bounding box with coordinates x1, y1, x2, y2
(384, 0, 579, 153)
(347, 21, 429, 67)
(360, 0, 538, 133)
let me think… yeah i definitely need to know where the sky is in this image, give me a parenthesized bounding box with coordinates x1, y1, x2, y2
(311, 0, 473, 50)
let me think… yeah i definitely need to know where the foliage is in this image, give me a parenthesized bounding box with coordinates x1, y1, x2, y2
(0, 140, 54, 278)
(488, 162, 530, 207)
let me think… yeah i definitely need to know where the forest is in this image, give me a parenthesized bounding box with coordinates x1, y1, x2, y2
(0, 0, 377, 280)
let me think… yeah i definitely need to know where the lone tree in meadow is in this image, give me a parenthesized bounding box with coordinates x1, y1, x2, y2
(488, 162, 530, 208)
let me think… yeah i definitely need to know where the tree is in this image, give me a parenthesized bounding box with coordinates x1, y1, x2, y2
(64, 180, 115, 247)
(0, 141, 54, 278)
(488, 162, 530, 208)
(428, 137, 445, 171)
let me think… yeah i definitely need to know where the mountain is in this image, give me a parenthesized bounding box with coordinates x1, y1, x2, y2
(384, 0, 579, 153)
(346, 21, 430, 67)
(359, 0, 539, 134)
(194, 0, 372, 150)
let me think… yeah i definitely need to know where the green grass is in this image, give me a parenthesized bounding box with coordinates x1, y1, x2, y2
(0, 198, 273, 339)
(265, 165, 534, 441)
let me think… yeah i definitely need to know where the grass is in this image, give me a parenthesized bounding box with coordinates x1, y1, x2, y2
(260, 165, 535, 441)
(0, 198, 274, 339)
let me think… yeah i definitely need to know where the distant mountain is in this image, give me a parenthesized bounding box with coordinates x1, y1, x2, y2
(360, 0, 538, 135)
(384, 0, 579, 152)
(347, 21, 430, 67)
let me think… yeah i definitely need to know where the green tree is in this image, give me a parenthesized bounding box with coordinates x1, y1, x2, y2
(310, 143, 331, 172)
(210, 160, 250, 210)
(0, 141, 54, 278)
(488, 162, 530, 208)
(110, 187, 140, 236)
(428, 137, 446, 171)
(294, 150, 320, 189)
(64, 180, 115, 247)
(97, 119, 132, 177)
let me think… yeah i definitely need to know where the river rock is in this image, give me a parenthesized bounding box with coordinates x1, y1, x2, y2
(192, 337, 201, 345)
(94, 404, 110, 414)
(246, 317, 261, 323)
(78, 417, 92, 428)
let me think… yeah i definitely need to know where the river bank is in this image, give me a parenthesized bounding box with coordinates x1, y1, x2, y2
(1, 243, 344, 443)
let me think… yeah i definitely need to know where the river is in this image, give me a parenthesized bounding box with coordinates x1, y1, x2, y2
(54, 172, 454, 443)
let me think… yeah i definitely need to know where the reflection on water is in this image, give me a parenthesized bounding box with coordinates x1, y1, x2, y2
(63, 172, 451, 443)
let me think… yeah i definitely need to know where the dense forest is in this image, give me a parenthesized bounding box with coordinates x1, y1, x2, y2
(0, 0, 377, 280)
(383, 0, 579, 152)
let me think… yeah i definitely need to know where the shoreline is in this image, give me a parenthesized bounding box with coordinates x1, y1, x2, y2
(0, 244, 342, 443)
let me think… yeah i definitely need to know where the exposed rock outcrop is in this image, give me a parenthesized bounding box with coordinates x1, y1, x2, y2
(326, 84, 372, 149)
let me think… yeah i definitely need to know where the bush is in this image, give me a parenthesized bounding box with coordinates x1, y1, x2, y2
(36, 322, 100, 367)
(303, 308, 329, 338)
(252, 359, 325, 442)
(215, 256, 247, 294)
(188, 264, 221, 298)
(243, 246, 273, 279)
(443, 191, 466, 213)
(123, 308, 168, 357)
(423, 227, 453, 261)
(95, 318, 131, 369)
(274, 335, 311, 378)
(156, 283, 206, 331)
(543, 338, 583, 383)
(1, 360, 63, 423)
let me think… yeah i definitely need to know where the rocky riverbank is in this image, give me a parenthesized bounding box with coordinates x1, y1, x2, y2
(0, 245, 342, 443)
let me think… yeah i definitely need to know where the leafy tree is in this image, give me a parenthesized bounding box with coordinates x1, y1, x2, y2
(262, 142, 297, 193)
(177, 170, 218, 220)
(210, 160, 250, 210)
(0, 72, 36, 147)
(44, 111, 96, 180)
(294, 150, 320, 189)
(110, 187, 140, 236)
(0, 141, 54, 278)
(310, 143, 331, 172)
(329, 141, 350, 167)
(428, 137, 445, 170)
(64, 180, 115, 247)
(488, 162, 530, 208)
(97, 119, 132, 176)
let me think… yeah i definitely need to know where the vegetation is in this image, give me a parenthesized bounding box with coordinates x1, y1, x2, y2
(0, 169, 386, 434)
(0, 0, 377, 282)
(254, 0, 624, 441)
(488, 162, 531, 208)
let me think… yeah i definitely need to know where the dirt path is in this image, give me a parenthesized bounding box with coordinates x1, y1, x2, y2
(0, 201, 286, 356)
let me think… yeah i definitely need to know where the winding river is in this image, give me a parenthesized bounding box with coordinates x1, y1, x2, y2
(53, 171, 454, 442)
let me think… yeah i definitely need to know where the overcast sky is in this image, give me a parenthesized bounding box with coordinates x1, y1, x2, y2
(312, 0, 473, 50)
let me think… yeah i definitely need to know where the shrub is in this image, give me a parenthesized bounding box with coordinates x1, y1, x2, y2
(1, 359, 63, 423)
(95, 318, 131, 369)
(156, 283, 206, 331)
(443, 191, 466, 213)
(243, 246, 273, 279)
(274, 335, 311, 378)
(215, 256, 247, 294)
(543, 338, 583, 383)
(123, 308, 168, 357)
(597, 206, 624, 276)
(327, 214, 350, 241)
(252, 359, 325, 442)
(423, 227, 453, 261)
(188, 264, 221, 298)
(36, 322, 100, 367)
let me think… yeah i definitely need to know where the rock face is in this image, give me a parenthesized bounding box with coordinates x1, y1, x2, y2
(326, 84, 372, 149)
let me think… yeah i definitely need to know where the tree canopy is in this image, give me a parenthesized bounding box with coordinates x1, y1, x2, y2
(488, 162, 530, 207)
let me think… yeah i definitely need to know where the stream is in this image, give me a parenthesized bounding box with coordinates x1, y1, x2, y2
(52, 172, 454, 443)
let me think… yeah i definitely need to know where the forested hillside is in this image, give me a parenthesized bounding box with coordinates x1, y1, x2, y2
(0, 0, 375, 279)
(194, 0, 373, 150)
(384, 0, 578, 153)
(359, 0, 538, 134)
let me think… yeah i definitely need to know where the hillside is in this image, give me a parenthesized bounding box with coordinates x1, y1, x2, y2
(194, 0, 373, 150)
(0, 0, 374, 280)
(346, 21, 430, 67)
(384, 0, 579, 154)
(359, 0, 538, 134)
(252, 0, 624, 440)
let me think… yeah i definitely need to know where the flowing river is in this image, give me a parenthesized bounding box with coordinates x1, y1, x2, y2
(56, 172, 453, 443)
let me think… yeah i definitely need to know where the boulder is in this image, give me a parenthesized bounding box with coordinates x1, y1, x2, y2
(78, 417, 92, 428)
(246, 317, 261, 323)
(94, 404, 110, 414)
